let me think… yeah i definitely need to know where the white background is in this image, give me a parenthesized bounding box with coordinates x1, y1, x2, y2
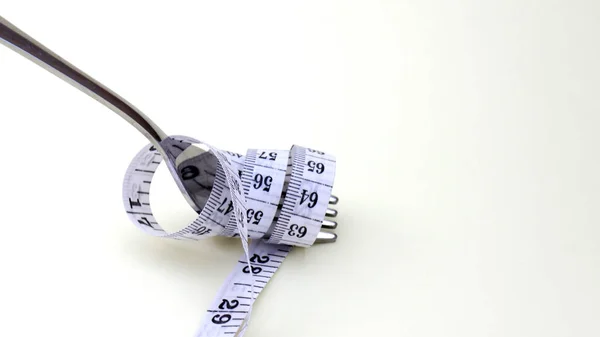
(1, 1, 599, 336)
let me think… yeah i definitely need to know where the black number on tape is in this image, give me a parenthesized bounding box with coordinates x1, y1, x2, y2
(227, 151, 242, 158)
(250, 254, 270, 264)
(149, 145, 156, 151)
(288, 224, 307, 238)
(242, 266, 263, 274)
(300, 189, 318, 208)
(138, 217, 153, 228)
(211, 314, 231, 325)
(128, 198, 142, 208)
(218, 198, 234, 215)
(246, 209, 264, 225)
(258, 151, 277, 160)
(181, 166, 200, 180)
(218, 299, 239, 310)
(192, 226, 212, 236)
(307, 148, 325, 155)
(253, 174, 273, 192)
(307, 160, 325, 174)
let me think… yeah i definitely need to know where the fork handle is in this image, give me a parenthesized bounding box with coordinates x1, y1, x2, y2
(0, 15, 167, 146)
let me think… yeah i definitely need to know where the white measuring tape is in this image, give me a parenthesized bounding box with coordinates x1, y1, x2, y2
(122, 136, 337, 336)
(0, 15, 338, 337)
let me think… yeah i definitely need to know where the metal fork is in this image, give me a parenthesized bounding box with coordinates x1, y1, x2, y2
(0, 15, 338, 242)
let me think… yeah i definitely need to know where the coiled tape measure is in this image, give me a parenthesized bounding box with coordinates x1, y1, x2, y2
(123, 136, 337, 336)
(1, 15, 339, 336)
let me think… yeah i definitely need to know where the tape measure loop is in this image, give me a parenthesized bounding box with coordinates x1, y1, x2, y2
(122, 136, 337, 337)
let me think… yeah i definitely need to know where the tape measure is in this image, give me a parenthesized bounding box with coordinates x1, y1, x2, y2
(0, 15, 339, 337)
(122, 135, 337, 336)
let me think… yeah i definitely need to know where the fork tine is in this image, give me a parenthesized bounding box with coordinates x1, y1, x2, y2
(315, 231, 337, 243)
(325, 208, 338, 218)
(321, 219, 337, 229)
(329, 195, 338, 205)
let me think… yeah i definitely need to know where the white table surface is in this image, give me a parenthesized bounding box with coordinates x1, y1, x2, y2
(1, 1, 599, 336)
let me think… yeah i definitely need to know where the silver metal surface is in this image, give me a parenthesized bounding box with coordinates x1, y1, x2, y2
(326, 208, 338, 218)
(329, 195, 339, 205)
(321, 220, 338, 230)
(315, 231, 337, 244)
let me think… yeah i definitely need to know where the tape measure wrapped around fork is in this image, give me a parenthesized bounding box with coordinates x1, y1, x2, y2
(122, 135, 338, 336)
(0, 16, 339, 337)
(122, 135, 337, 246)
